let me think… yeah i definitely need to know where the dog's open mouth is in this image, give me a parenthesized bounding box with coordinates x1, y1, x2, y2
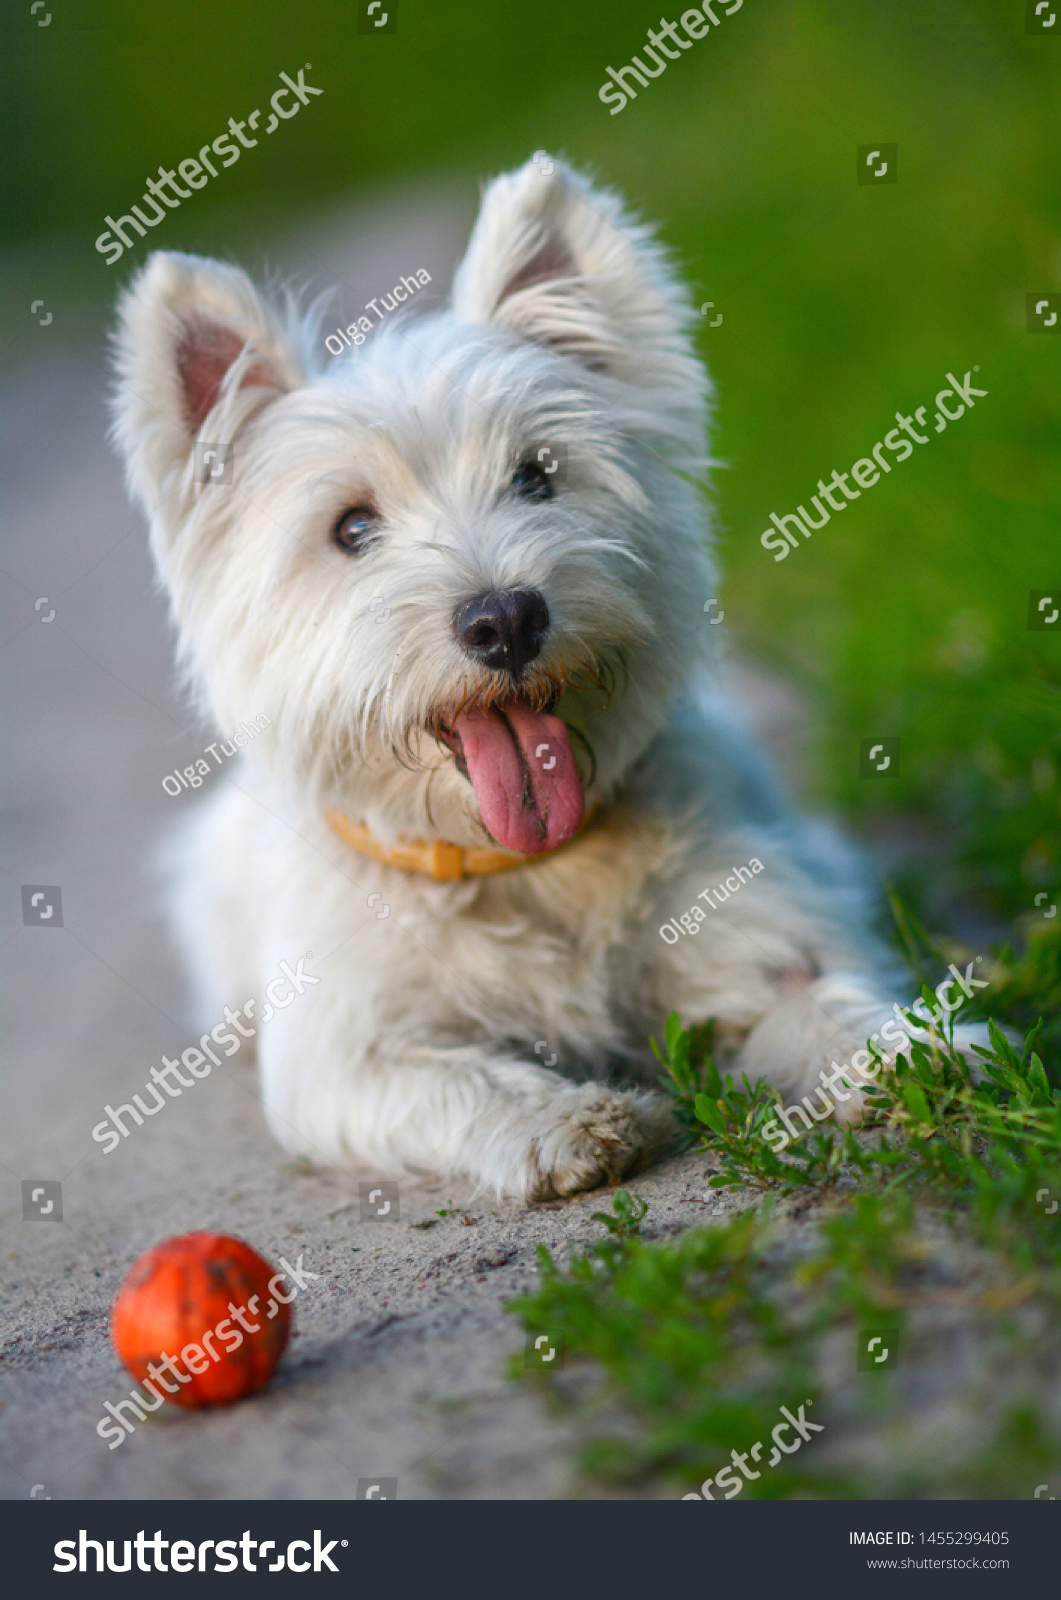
(437, 699, 585, 855)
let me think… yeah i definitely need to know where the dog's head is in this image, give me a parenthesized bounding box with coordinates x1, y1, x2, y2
(112, 156, 716, 853)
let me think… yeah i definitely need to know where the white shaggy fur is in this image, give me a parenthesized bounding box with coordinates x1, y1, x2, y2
(111, 157, 984, 1199)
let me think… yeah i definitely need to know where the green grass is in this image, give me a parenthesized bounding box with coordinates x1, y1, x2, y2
(509, 1182, 1061, 1496)
(507, 924, 1061, 1496)
(651, 935, 1061, 1210)
(9, 0, 1057, 1499)
(10, 8, 1049, 1066)
(9, 1, 1055, 928)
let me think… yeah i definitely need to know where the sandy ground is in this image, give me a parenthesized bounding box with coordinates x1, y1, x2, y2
(0, 184, 806, 1502)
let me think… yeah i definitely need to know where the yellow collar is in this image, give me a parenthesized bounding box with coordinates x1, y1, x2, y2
(323, 805, 598, 882)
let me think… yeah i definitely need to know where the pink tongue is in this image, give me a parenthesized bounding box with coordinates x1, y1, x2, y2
(454, 704, 584, 854)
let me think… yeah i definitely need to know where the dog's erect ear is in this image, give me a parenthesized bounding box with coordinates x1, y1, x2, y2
(451, 156, 705, 421)
(111, 251, 309, 509)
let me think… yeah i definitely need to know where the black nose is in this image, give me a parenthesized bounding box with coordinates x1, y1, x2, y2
(453, 588, 550, 677)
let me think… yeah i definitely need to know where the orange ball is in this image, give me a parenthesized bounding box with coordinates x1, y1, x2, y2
(112, 1231, 291, 1408)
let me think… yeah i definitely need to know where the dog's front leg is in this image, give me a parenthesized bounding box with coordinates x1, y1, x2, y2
(653, 865, 991, 1129)
(731, 970, 997, 1129)
(660, 951, 890, 1124)
(259, 1022, 672, 1200)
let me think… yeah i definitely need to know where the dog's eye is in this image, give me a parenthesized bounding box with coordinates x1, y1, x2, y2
(510, 461, 555, 501)
(334, 505, 379, 553)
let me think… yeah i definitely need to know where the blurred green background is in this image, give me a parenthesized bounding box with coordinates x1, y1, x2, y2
(4, 0, 1058, 937)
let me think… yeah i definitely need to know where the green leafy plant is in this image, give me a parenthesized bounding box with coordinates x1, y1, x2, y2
(508, 962, 1061, 1494)
(590, 1188, 648, 1238)
(508, 1184, 1059, 1494)
(649, 1014, 718, 1147)
(652, 1010, 873, 1193)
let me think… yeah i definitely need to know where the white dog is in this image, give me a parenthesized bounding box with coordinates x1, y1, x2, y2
(111, 157, 980, 1199)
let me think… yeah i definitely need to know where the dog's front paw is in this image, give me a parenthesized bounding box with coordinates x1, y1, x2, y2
(829, 1082, 876, 1128)
(497, 1085, 673, 1201)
